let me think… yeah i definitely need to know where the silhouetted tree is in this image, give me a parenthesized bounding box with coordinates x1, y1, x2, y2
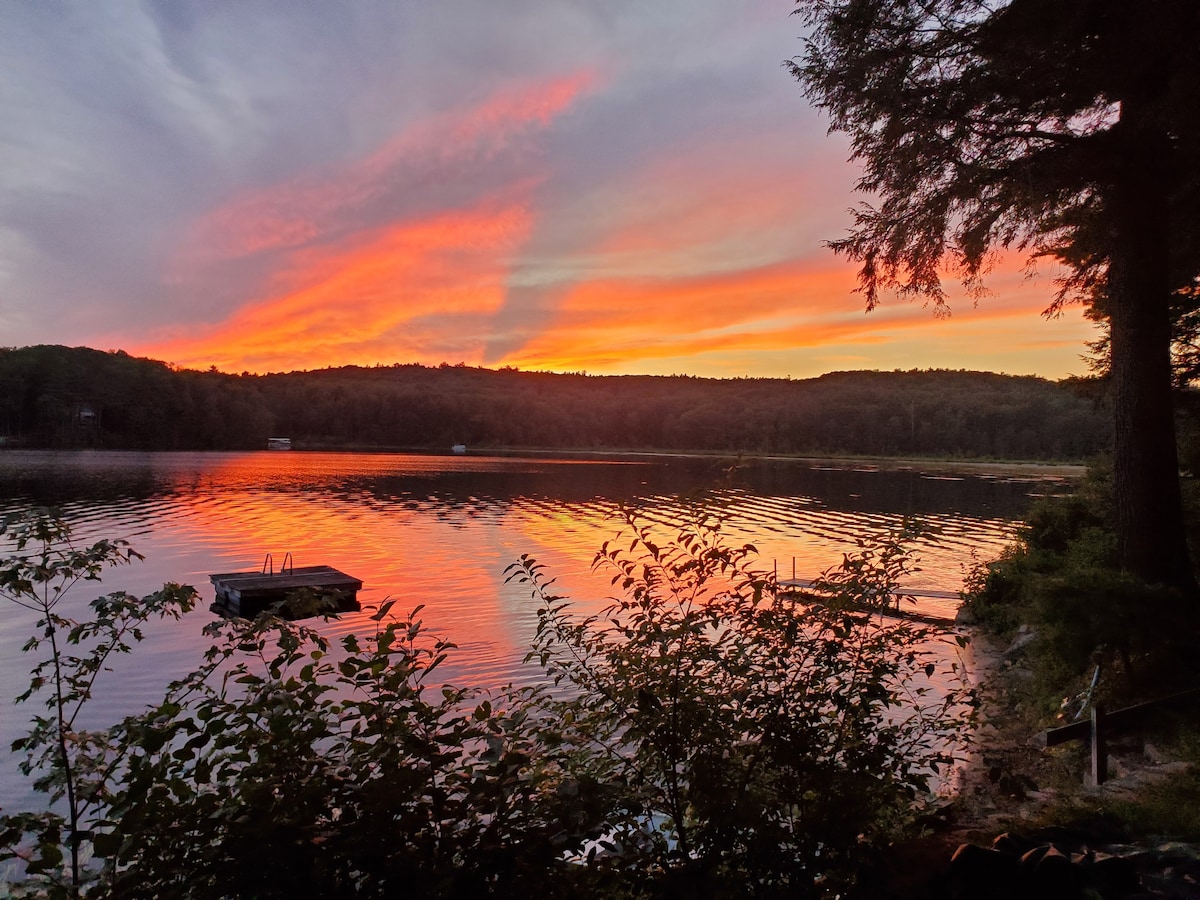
(788, 0, 1200, 594)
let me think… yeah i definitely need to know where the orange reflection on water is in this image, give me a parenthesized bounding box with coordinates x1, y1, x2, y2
(155, 454, 628, 676)
(86, 452, 1022, 689)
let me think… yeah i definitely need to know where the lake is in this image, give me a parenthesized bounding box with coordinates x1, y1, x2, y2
(0, 449, 1071, 807)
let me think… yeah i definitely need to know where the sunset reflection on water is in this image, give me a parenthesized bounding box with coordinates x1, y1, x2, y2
(0, 449, 1065, 807)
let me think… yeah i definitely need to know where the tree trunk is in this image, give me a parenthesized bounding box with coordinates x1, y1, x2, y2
(1108, 102, 1197, 597)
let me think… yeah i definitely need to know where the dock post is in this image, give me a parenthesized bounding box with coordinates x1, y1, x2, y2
(1091, 705, 1108, 786)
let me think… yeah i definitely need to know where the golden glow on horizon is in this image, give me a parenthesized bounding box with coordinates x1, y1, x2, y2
(498, 253, 1100, 378)
(147, 200, 532, 373)
(128, 67, 1099, 381)
(144, 248, 1100, 378)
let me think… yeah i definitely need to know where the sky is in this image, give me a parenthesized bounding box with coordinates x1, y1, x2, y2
(0, 1, 1099, 380)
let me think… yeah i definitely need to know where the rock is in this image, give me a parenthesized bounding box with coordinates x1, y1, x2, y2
(1142, 741, 1170, 764)
(946, 843, 1020, 899)
(1007, 626, 1038, 655)
(1153, 842, 1200, 861)
(997, 772, 1028, 800)
(992, 832, 1036, 856)
(1019, 843, 1053, 868)
(1030, 845, 1078, 899)
(1081, 855, 1141, 898)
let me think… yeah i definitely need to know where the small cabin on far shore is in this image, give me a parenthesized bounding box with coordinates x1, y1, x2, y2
(267, 437, 293, 450)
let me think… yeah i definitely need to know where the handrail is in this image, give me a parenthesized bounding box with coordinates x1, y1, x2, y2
(281, 552, 293, 574)
(262, 553, 273, 575)
(1038, 686, 1200, 785)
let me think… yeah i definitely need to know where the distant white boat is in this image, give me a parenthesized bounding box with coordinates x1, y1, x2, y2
(451, 443, 466, 455)
(267, 437, 293, 451)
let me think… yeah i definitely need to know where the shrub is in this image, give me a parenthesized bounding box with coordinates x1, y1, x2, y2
(3, 509, 973, 899)
(0, 510, 197, 898)
(960, 465, 1198, 701)
(510, 508, 973, 898)
(959, 469, 1116, 640)
(101, 604, 608, 899)
(0, 514, 616, 898)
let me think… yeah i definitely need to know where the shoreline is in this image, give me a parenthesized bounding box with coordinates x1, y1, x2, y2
(0, 443, 1090, 480)
(463, 448, 1094, 482)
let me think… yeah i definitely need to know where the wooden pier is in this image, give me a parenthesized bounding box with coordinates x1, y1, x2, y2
(774, 575, 960, 627)
(210, 564, 362, 619)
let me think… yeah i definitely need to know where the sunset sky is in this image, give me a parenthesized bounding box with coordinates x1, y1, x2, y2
(1, 1, 1099, 380)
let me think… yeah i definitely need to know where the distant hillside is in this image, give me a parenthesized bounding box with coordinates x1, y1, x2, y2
(0, 345, 1110, 460)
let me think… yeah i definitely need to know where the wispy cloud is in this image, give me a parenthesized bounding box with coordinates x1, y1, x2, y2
(186, 71, 596, 262)
(138, 72, 596, 371)
(5, 2, 1097, 380)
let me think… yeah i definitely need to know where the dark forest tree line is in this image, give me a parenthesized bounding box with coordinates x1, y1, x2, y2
(0, 345, 1109, 460)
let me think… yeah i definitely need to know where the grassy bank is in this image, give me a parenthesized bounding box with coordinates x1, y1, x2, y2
(948, 464, 1200, 860)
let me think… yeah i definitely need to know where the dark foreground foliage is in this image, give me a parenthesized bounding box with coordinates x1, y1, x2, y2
(510, 510, 972, 897)
(1, 509, 972, 898)
(961, 467, 1200, 711)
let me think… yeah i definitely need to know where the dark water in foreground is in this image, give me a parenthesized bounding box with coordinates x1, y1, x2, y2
(0, 450, 1070, 807)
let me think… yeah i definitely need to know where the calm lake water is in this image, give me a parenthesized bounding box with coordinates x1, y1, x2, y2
(0, 449, 1071, 808)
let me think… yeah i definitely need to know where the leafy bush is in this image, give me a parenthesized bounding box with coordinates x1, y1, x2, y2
(960, 467, 1116, 639)
(101, 604, 609, 899)
(960, 466, 1199, 700)
(510, 508, 973, 898)
(2, 509, 973, 899)
(0, 510, 197, 898)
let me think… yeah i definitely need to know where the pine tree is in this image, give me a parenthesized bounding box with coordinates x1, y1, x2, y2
(789, 0, 1200, 593)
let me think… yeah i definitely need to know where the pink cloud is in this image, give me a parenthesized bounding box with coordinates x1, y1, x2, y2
(187, 70, 597, 262)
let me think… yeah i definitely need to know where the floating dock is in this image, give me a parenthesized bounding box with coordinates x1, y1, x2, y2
(210, 564, 362, 619)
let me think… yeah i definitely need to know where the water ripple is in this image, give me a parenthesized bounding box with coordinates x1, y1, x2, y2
(0, 450, 1055, 807)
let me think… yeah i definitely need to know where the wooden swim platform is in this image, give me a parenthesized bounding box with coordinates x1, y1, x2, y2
(210, 558, 362, 619)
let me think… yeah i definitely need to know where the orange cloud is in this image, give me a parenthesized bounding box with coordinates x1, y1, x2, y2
(145, 198, 532, 372)
(593, 134, 843, 266)
(478, 129, 1090, 376)
(138, 70, 600, 373)
(494, 250, 1097, 377)
(134, 60, 1095, 381)
(444, 71, 597, 152)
